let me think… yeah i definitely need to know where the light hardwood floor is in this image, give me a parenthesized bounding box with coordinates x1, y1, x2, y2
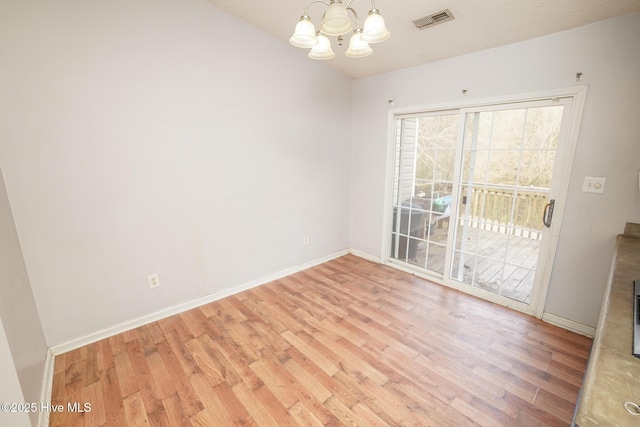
(49, 254, 592, 426)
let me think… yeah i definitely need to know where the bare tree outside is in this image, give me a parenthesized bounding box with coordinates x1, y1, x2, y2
(415, 106, 562, 193)
(414, 114, 458, 198)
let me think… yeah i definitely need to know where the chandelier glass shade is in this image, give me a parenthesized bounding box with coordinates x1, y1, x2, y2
(289, 16, 318, 48)
(290, 0, 390, 60)
(321, 2, 353, 35)
(308, 33, 336, 59)
(361, 9, 390, 43)
(345, 29, 372, 58)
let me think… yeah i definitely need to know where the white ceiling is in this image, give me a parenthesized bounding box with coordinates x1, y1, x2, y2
(206, 0, 640, 79)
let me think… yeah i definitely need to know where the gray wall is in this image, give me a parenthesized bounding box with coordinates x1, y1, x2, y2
(349, 11, 640, 328)
(0, 169, 47, 426)
(0, 316, 31, 427)
(0, 0, 352, 347)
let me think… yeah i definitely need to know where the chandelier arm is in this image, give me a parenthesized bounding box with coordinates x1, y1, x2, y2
(345, 0, 377, 9)
(346, 7, 361, 29)
(304, 0, 330, 16)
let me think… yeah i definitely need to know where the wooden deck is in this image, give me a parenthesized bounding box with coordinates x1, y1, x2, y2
(397, 223, 541, 303)
(48, 255, 592, 426)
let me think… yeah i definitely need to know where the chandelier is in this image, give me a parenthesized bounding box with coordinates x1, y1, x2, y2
(289, 0, 391, 60)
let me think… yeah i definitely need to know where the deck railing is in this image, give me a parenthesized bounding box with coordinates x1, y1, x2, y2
(459, 185, 549, 239)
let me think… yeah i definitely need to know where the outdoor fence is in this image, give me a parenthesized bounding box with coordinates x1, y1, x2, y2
(457, 185, 549, 239)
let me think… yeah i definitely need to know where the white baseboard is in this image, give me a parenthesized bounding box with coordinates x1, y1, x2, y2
(542, 313, 596, 338)
(36, 349, 55, 427)
(348, 248, 381, 263)
(50, 249, 349, 356)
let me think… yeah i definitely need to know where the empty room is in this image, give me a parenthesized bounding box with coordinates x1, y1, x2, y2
(1, 0, 640, 426)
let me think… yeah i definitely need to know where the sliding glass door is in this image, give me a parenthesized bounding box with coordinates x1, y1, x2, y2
(388, 93, 581, 314)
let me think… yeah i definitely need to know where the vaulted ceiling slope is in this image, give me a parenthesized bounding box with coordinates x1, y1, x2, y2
(207, 0, 640, 79)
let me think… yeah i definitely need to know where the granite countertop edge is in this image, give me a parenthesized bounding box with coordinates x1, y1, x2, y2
(574, 225, 640, 426)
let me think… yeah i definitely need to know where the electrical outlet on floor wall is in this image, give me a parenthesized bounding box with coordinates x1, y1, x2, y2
(147, 273, 160, 288)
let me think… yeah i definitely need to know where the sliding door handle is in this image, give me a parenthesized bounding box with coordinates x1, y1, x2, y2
(543, 199, 555, 228)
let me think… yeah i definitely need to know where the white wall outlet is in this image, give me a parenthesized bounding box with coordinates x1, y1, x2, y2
(303, 235, 310, 245)
(582, 176, 606, 194)
(147, 273, 160, 288)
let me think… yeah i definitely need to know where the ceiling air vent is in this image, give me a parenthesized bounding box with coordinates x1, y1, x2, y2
(413, 9, 454, 30)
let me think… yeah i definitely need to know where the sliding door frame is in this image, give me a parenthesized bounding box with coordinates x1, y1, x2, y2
(381, 86, 588, 318)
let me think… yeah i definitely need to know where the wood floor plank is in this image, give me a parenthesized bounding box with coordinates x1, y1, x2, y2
(209, 380, 257, 426)
(313, 331, 390, 385)
(281, 330, 340, 377)
(145, 350, 176, 400)
(351, 402, 393, 427)
(282, 358, 332, 403)
(285, 349, 366, 409)
(384, 378, 475, 426)
(259, 348, 335, 424)
(122, 392, 151, 427)
(113, 350, 138, 399)
(451, 396, 507, 427)
(108, 334, 127, 356)
(184, 335, 226, 387)
(164, 329, 201, 378)
(161, 393, 193, 427)
(125, 340, 163, 415)
(232, 381, 282, 427)
(216, 296, 250, 322)
(189, 372, 234, 426)
(83, 379, 106, 426)
(471, 365, 539, 404)
(179, 308, 209, 339)
(357, 377, 423, 425)
(100, 366, 127, 427)
(211, 336, 264, 390)
(323, 395, 374, 426)
(417, 352, 506, 402)
(251, 383, 300, 427)
(154, 340, 204, 417)
(288, 400, 326, 427)
(96, 338, 114, 372)
(50, 254, 591, 426)
(249, 359, 299, 409)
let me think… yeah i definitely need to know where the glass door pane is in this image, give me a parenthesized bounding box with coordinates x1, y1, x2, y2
(450, 105, 564, 303)
(390, 113, 458, 275)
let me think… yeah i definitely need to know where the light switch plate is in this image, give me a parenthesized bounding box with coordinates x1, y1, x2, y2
(582, 176, 606, 194)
